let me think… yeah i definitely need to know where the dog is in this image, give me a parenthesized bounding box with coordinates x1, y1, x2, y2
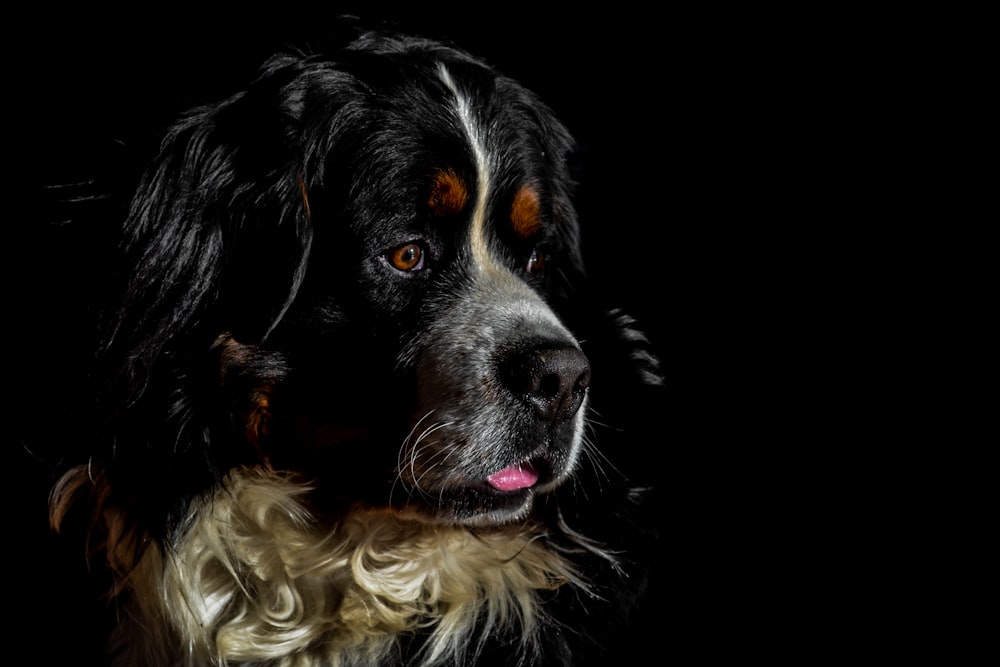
(22, 23, 663, 667)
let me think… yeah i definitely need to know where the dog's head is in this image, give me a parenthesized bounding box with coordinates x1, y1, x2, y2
(82, 31, 601, 533)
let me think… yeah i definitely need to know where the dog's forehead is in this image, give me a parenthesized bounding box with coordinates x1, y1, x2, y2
(426, 63, 545, 265)
(300, 52, 571, 273)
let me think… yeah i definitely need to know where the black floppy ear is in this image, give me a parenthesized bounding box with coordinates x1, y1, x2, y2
(101, 55, 314, 409)
(73, 56, 319, 529)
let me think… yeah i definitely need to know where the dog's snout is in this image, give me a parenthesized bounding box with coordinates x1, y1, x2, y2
(503, 345, 591, 422)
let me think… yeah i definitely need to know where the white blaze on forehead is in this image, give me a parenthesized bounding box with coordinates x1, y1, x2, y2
(436, 63, 576, 342)
(437, 63, 500, 275)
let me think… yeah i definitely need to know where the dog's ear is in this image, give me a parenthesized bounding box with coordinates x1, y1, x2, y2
(75, 56, 326, 524)
(99, 55, 316, 412)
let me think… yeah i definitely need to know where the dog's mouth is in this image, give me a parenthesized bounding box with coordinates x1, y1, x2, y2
(406, 454, 564, 526)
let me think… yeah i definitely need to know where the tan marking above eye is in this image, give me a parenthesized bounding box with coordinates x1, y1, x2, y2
(511, 185, 542, 239)
(428, 168, 469, 217)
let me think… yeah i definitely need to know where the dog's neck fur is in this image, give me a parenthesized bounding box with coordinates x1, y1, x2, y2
(67, 467, 601, 667)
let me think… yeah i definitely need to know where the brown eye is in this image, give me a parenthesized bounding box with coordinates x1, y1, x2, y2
(388, 242, 425, 271)
(526, 248, 545, 273)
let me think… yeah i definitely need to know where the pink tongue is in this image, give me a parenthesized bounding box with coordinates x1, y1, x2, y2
(486, 464, 539, 491)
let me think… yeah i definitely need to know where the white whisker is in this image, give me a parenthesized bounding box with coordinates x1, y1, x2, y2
(392, 412, 457, 503)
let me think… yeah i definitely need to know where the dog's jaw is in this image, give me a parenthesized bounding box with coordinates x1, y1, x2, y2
(406, 439, 584, 527)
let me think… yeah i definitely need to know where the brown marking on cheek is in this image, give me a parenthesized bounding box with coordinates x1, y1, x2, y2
(511, 184, 542, 238)
(428, 168, 469, 217)
(246, 390, 273, 465)
(213, 333, 283, 466)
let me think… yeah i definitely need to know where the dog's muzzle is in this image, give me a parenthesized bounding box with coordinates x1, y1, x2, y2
(401, 269, 590, 524)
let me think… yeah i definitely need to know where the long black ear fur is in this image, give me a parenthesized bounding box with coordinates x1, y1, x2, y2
(106, 56, 310, 394)
(85, 55, 317, 532)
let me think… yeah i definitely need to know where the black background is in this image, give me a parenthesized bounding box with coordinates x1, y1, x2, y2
(7, 5, 984, 664)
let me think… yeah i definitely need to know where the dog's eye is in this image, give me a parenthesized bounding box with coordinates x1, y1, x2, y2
(526, 248, 545, 274)
(387, 242, 425, 272)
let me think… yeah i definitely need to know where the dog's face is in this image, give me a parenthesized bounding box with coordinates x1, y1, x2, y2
(157, 40, 595, 527)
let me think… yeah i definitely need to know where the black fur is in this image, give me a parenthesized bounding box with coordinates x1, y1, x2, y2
(16, 23, 664, 667)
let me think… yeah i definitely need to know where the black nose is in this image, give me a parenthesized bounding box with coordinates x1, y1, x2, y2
(502, 345, 591, 422)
